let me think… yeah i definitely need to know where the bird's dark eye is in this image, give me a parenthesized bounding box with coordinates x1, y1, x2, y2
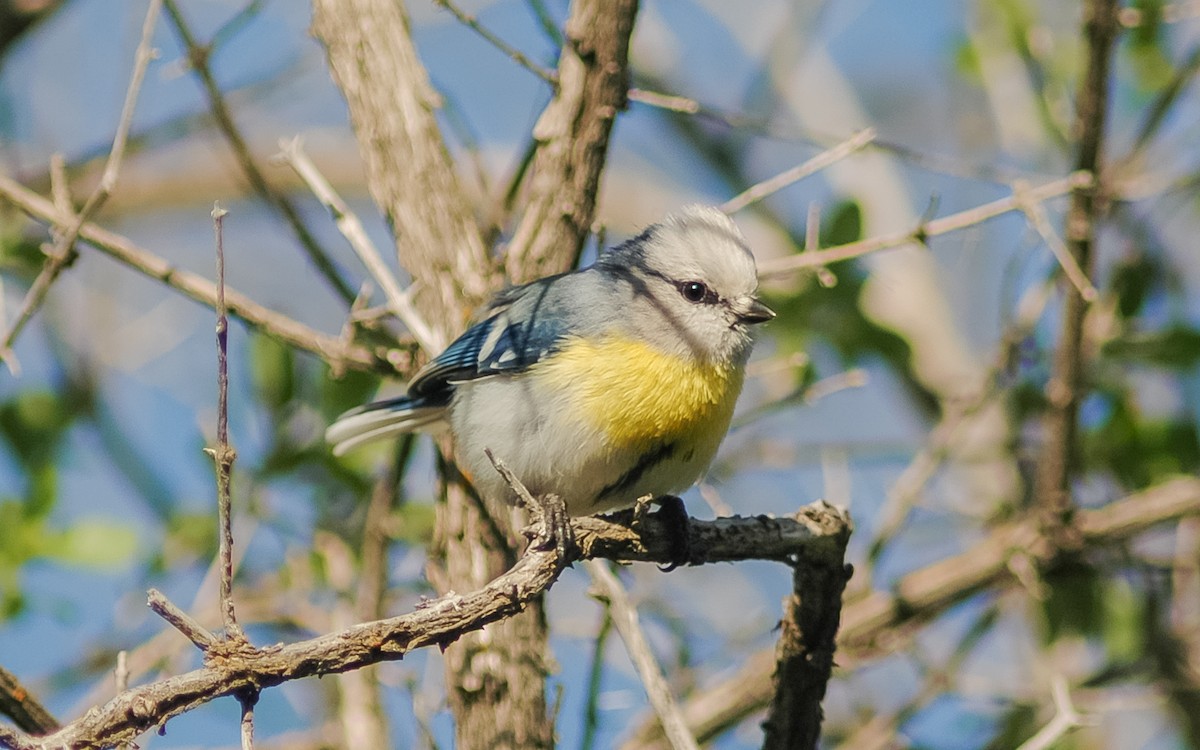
(680, 281, 710, 303)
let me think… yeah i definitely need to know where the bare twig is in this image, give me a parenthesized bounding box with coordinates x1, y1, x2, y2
(504, 0, 640, 282)
(720, 128, 876, 214)
(1015, 676, 1091, 750)
(586, 560, 699, 750)
(161, 0, 357, 305)
(206, 203, 244, 642)
(0, 508, 848, 750)
(147, 589, 219, 651)
(1013, 179, 1098, 301)
(0, 0, 162, 370)
(276, 137, 442, 352)
(627, 88, 701, 114)
(0, 173, 387, 373)
(114, 652, 129, 695)
(759, 172, 1092, 277)
(624, 477, 1200, 749)
(432, 0, 558, 85)
(238, 691, 259, 750)
(1033, 0, 1119, 550)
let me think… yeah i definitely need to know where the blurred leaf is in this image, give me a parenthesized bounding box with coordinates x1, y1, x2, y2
(1103, 325, 1200, 367)
(42, 520, 139, 569)
(1082, 394, 1198, 488)
(0, 499, 40, 564)
(822, 201, 862, 247)
(1124, 0, 1174, 92)
(953, 36, 982, 82)
(322, 365, 382, 419)
(147, 511, 216, 573)
(1041, 561, 1102, 642)
(0, 390, 70, 468)
(0, 228, 45, 282)
(1109, 253, 1162, 318)
(251, 333, 297, 411)
(1101, 578, 1144, 663)
(390, 501, 436, 546)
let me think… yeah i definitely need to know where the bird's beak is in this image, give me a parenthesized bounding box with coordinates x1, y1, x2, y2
(734, 297, 775, 325)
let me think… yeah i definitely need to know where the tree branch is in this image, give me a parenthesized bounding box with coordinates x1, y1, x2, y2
(1033, 0, 1119, 549)
(312, 0, 495, 340)
(762, 524, 852, 749)
(0, 174, 389, 374)
(0, 506, 848, 750)
(504, 0, 639, 282)
(0, 665, 58, 735)
(624, 476, 1200, 749)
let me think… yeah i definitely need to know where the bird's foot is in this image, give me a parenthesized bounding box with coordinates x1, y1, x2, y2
(633, 495, 691, 571)
(525, 491, 574, 562)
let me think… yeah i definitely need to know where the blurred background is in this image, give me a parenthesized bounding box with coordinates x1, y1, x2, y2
(2, 0, 1200, 748)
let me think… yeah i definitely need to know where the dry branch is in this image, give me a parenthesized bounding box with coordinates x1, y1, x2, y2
(0, 174, 387, 374)
(0, 0, 161, 370)
(504, 0, 639, 282)
(762, 525, 852, 750)
(162, 0, 357, 306)
(625, 476, 1200, 749)
(313, 0, 494, 337)
(758, 172, 1092, 277)
(0, 506, 849, 750)
(1033, 0, 1119, 549)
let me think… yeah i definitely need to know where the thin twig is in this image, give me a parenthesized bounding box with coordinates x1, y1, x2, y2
(759, 172, 1093, 277)
(238, 691, 259, 750)
(0, 173, 388, 373)
(114, 653, 131, 750)
(161, 0, 356, 305)
(720, 128, 876, 214)
(627, 88, 701, 114)
(276, 137, 442, 353)
(25, 506, 852, 750)
(0, 0, 162, 371)
(147, 589, 219, 651)
(207, 203, 244, 642)
(1015, 676, 1091, 750)
(432, 0, 558, 85)
(1013, 179, 1098, 301)
(1033, 0, 1119, 550)
(623, 477, 1200, 749)
(114, 652, 129, 695)
(585, 560, 700, 750)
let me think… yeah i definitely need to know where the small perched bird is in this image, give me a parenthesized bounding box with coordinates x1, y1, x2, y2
(327, 206, 773, 521)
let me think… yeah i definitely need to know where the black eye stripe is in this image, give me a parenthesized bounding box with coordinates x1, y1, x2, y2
(634, 265, 722, 305)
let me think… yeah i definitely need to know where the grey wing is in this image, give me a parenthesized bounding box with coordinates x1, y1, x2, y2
(408, 278, 573, 399)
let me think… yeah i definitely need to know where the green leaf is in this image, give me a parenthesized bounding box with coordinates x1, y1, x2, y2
(1103, 326, 1200, 368)
(1041, 561, 1102, 642)
(251, 333, 297, 411)
(1100, 578, 1143, 662)
(41, 520, 139, 570)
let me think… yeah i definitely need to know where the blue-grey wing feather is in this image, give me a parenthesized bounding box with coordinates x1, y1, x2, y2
(408, 278, 573, 398)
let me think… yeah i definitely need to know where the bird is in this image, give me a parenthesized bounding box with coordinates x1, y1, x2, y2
(326, 205, 774, 526)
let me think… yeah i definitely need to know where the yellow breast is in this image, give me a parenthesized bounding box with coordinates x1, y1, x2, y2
(533, 335, 744, 452)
